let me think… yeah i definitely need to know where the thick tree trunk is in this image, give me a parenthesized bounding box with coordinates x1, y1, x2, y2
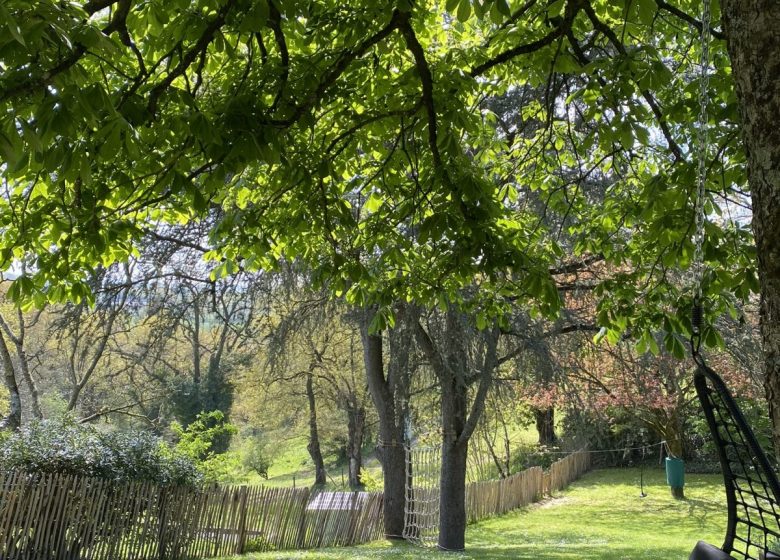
(439, 439, 468, 548)
(665, 413, 685, 459)
(414, 311, 496, 551)
(347, 404, 366, 489)
(721, 1, 780, 458)
(377, 437, 407, 538)
(361, 308, 409, 540)
(438, 370, 469, 551)
(306, 370, 327, 487)
(534, 407, 558, 447)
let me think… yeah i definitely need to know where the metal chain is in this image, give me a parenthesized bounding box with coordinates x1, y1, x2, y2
(693, 0, 712, 306)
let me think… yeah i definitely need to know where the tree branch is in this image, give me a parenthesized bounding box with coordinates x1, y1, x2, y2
(268, 0, 290, 112)
(655, 0, 725, 41)
(583, 2, 683, 161)
(458, 329, 498, 446)
(471, 0, 583, 77)
(549, 254, 604, 275)
(287, 11, 402, 125)
(147, 0, 237, 115)
(83, 0, 120, 14)
(398, 11, 444, 173)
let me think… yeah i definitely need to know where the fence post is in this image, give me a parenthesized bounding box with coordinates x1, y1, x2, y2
(157, 486, 168, 560)
(296, 488, 310, 549)
(236, 486, 249, 554)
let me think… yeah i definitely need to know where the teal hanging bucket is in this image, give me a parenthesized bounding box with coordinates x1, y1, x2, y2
(665, 457, 685, 499)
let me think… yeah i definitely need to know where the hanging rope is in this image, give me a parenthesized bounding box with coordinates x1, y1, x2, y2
(691, 0, 712, 361)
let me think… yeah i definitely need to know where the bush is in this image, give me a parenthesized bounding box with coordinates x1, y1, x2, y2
(560, 408, 660, 468)
(358, 469, 382, 492)
(0, 418, 201, 486)
(172, 410, 242, 483)
(511, 445, 564, 472)
(242, 436, 272, 479)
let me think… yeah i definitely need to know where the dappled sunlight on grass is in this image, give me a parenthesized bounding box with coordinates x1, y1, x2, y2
(223, 468, 728, 560)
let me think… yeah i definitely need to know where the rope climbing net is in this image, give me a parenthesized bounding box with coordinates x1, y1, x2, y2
(402, 444, 441, 547)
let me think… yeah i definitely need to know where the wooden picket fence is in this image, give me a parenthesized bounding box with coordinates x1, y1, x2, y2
(0, 449, 590, 559)
(465, 466, 543, 523)
(543, 448, 591, 496)
(0, 471, 383, 560)
(466, 449, 590, 524)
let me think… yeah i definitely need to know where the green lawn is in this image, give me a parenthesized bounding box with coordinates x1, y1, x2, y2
(242, 435, 384, 489)
(221, 468, 728, 560)
(252, 424, 541, 489)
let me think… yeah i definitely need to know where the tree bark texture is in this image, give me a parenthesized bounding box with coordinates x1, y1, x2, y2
(361, 308, 410, 539)
(306, 369, 327, 487)
(438, 367, 469, 551)
(534, 407, 558, 447)
(721, 0, 780, 457)
(347, 403, 366, 489)
(0, 331, 21, 430)
(16, 344, 41, 420)
(414, 310, 496, 551)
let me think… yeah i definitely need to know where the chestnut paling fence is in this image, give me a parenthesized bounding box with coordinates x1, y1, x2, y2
(0, 472, 383, 559)
(0, 449, 589, 559)
(466, 448, 590, 524)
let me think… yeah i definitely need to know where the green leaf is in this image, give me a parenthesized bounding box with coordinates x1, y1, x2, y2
(457, 0, 472, 22)
(368, 311, 386, 333)
(619, 125, 634, 150)
(546, 0, 564, 18)
(0, 5, 26, 46)
(496, 0, 511, 16)
(365, 192, 383, 212)
(240, 2, 270, 32)
(0, 131, 19, 166)
(635, 0, 656, 25)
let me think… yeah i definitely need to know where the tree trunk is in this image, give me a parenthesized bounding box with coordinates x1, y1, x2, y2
(413, 311, 496, 552)
(11, 310, 41, 420)
(439, 440, 469, 550)
(721, 1, 780, 458)
(306, 369, 327, 487)
(361, 308, 409, 540)
(665, 413, 685, 459)
(0, 331, 21, 430)
(347, 403, 366, 489)
(438, 369, 469, 551)
(14, 342, 41, 420)
(534, 407, 558, 447)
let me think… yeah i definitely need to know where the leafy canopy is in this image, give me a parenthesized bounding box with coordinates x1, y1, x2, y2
(0, 0, 754, 348)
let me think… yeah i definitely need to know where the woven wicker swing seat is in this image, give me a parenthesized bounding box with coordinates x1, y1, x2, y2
(690, 363, 780, 560)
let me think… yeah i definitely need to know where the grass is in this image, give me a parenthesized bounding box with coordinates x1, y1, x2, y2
(241, 435, 383, 489)
(219, 467, 728, 560)
(250, 423, 542, 489)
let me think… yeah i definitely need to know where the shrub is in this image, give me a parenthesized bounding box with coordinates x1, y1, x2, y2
(242, 437, 272, 479)
(171, 410, 242, 483)
(511, 445, 564, 472)
(358, 469, 382, 492)
(0, 418, 201, 486)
